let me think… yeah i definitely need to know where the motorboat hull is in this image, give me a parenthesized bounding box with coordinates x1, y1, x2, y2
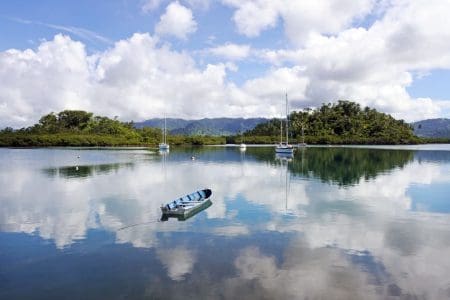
(161, 189, 212, 218)
(161, 199, 212, 221)
(275, 145, 294, 154)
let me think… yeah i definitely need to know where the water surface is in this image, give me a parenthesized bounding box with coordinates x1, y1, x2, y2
(1, 146, 450, 299)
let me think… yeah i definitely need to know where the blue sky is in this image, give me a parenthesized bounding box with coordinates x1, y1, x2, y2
(1, 0, 450, 127)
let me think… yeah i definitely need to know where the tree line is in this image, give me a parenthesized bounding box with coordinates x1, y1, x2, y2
(1, 101, 445, 147)
(0, 110, 225, 147)
(239, 100, 422, 145)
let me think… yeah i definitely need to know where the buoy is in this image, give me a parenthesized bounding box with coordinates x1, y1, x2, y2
(191, 156, 196, 160)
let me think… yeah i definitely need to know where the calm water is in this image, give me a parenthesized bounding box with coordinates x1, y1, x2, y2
(1, 146, 450, 299)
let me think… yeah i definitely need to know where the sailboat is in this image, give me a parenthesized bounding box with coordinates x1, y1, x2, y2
(159, 116, 170, 151)
(275, 94, 294, 154)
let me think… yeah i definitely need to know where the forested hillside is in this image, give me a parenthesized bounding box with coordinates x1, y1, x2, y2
(244, 101, 419, 144)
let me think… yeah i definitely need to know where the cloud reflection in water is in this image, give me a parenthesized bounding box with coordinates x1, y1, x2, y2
(1, 147, 450, 299)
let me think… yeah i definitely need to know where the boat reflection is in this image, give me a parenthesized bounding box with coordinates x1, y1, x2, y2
(275, 152, 294, 162)
(161, 199, 212, 221)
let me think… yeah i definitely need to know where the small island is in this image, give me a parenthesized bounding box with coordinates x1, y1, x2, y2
(0, 101, 446, 147)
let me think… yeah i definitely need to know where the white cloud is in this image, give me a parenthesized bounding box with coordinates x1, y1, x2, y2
(207, 43, 251, 61)
(2, 1, 450, 128)
(0, 34, 92, 128)
(253, 0, 450, 121)
(142, 0, 166, 12)
(0, 33, 308, 128)
(224, 0, 279, 37)
(155, 1, 197, 40)
(222, 0, 374, 45)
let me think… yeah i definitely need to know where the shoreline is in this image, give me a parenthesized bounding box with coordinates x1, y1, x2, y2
(2, 143, 450, 151)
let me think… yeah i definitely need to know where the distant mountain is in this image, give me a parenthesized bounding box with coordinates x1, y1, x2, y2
(412, 118, 450, 138)
(134, 118, 269, 136)
(134, 118, 191, 131)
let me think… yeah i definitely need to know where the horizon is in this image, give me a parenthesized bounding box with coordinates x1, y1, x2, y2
(1, 1, 450, 128)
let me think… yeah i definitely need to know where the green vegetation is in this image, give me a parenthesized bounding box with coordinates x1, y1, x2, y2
(241, 100, 421, 145)
(0, 101, 432, 147)
(0, 110, 225, 147)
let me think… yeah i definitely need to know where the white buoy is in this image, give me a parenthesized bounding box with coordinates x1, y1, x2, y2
(191, 156, 196, 160)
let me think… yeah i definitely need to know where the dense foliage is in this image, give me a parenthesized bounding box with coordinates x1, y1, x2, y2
(0, 110, 225, 147)
(244, 101, 420, 144)
(0, 102, 431, 147)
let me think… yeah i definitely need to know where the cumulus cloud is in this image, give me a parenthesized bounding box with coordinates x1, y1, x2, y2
(0, 33, 300, 128)
(222, 0, 374, 45)
(207, 43, 251, 61)
(254, 0, 450, 120)
(223, 0, 280, 37)
(2, 0, 450, 128)
(155, 1, 197, 40)
(0, 34, 92, 127)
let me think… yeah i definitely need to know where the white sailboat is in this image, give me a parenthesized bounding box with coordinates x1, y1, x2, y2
(159, 116, 170, 151)
(275, 94, 294, 154)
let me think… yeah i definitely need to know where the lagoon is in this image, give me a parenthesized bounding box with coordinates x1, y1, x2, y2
(1, 145, 450, 299)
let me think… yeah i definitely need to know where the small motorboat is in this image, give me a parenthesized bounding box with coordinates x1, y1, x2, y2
(161, 189, 212, 219)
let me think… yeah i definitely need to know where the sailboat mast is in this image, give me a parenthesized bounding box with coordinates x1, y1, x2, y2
(164, 115, 167, 144)
(285, 93, 289, 145)
(280, 101, 283, 144)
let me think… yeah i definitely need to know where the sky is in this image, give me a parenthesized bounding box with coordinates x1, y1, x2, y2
(1, 0, 450, 128)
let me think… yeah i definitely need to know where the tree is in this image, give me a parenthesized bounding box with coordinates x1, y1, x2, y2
(39, 112, 59, 133)
(57, 110, 93, 130)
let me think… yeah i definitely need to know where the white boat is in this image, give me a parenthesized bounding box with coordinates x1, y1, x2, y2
(239, 143, 247, 150)
(276, 93, 294, 154)
(161, 189, 212, 218)
(159, 115, 170, 151)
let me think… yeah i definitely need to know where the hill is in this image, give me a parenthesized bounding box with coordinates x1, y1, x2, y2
(135, 118, 268, 136)
(244, 100, 419, 145)
(412, 118, 450, 138)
